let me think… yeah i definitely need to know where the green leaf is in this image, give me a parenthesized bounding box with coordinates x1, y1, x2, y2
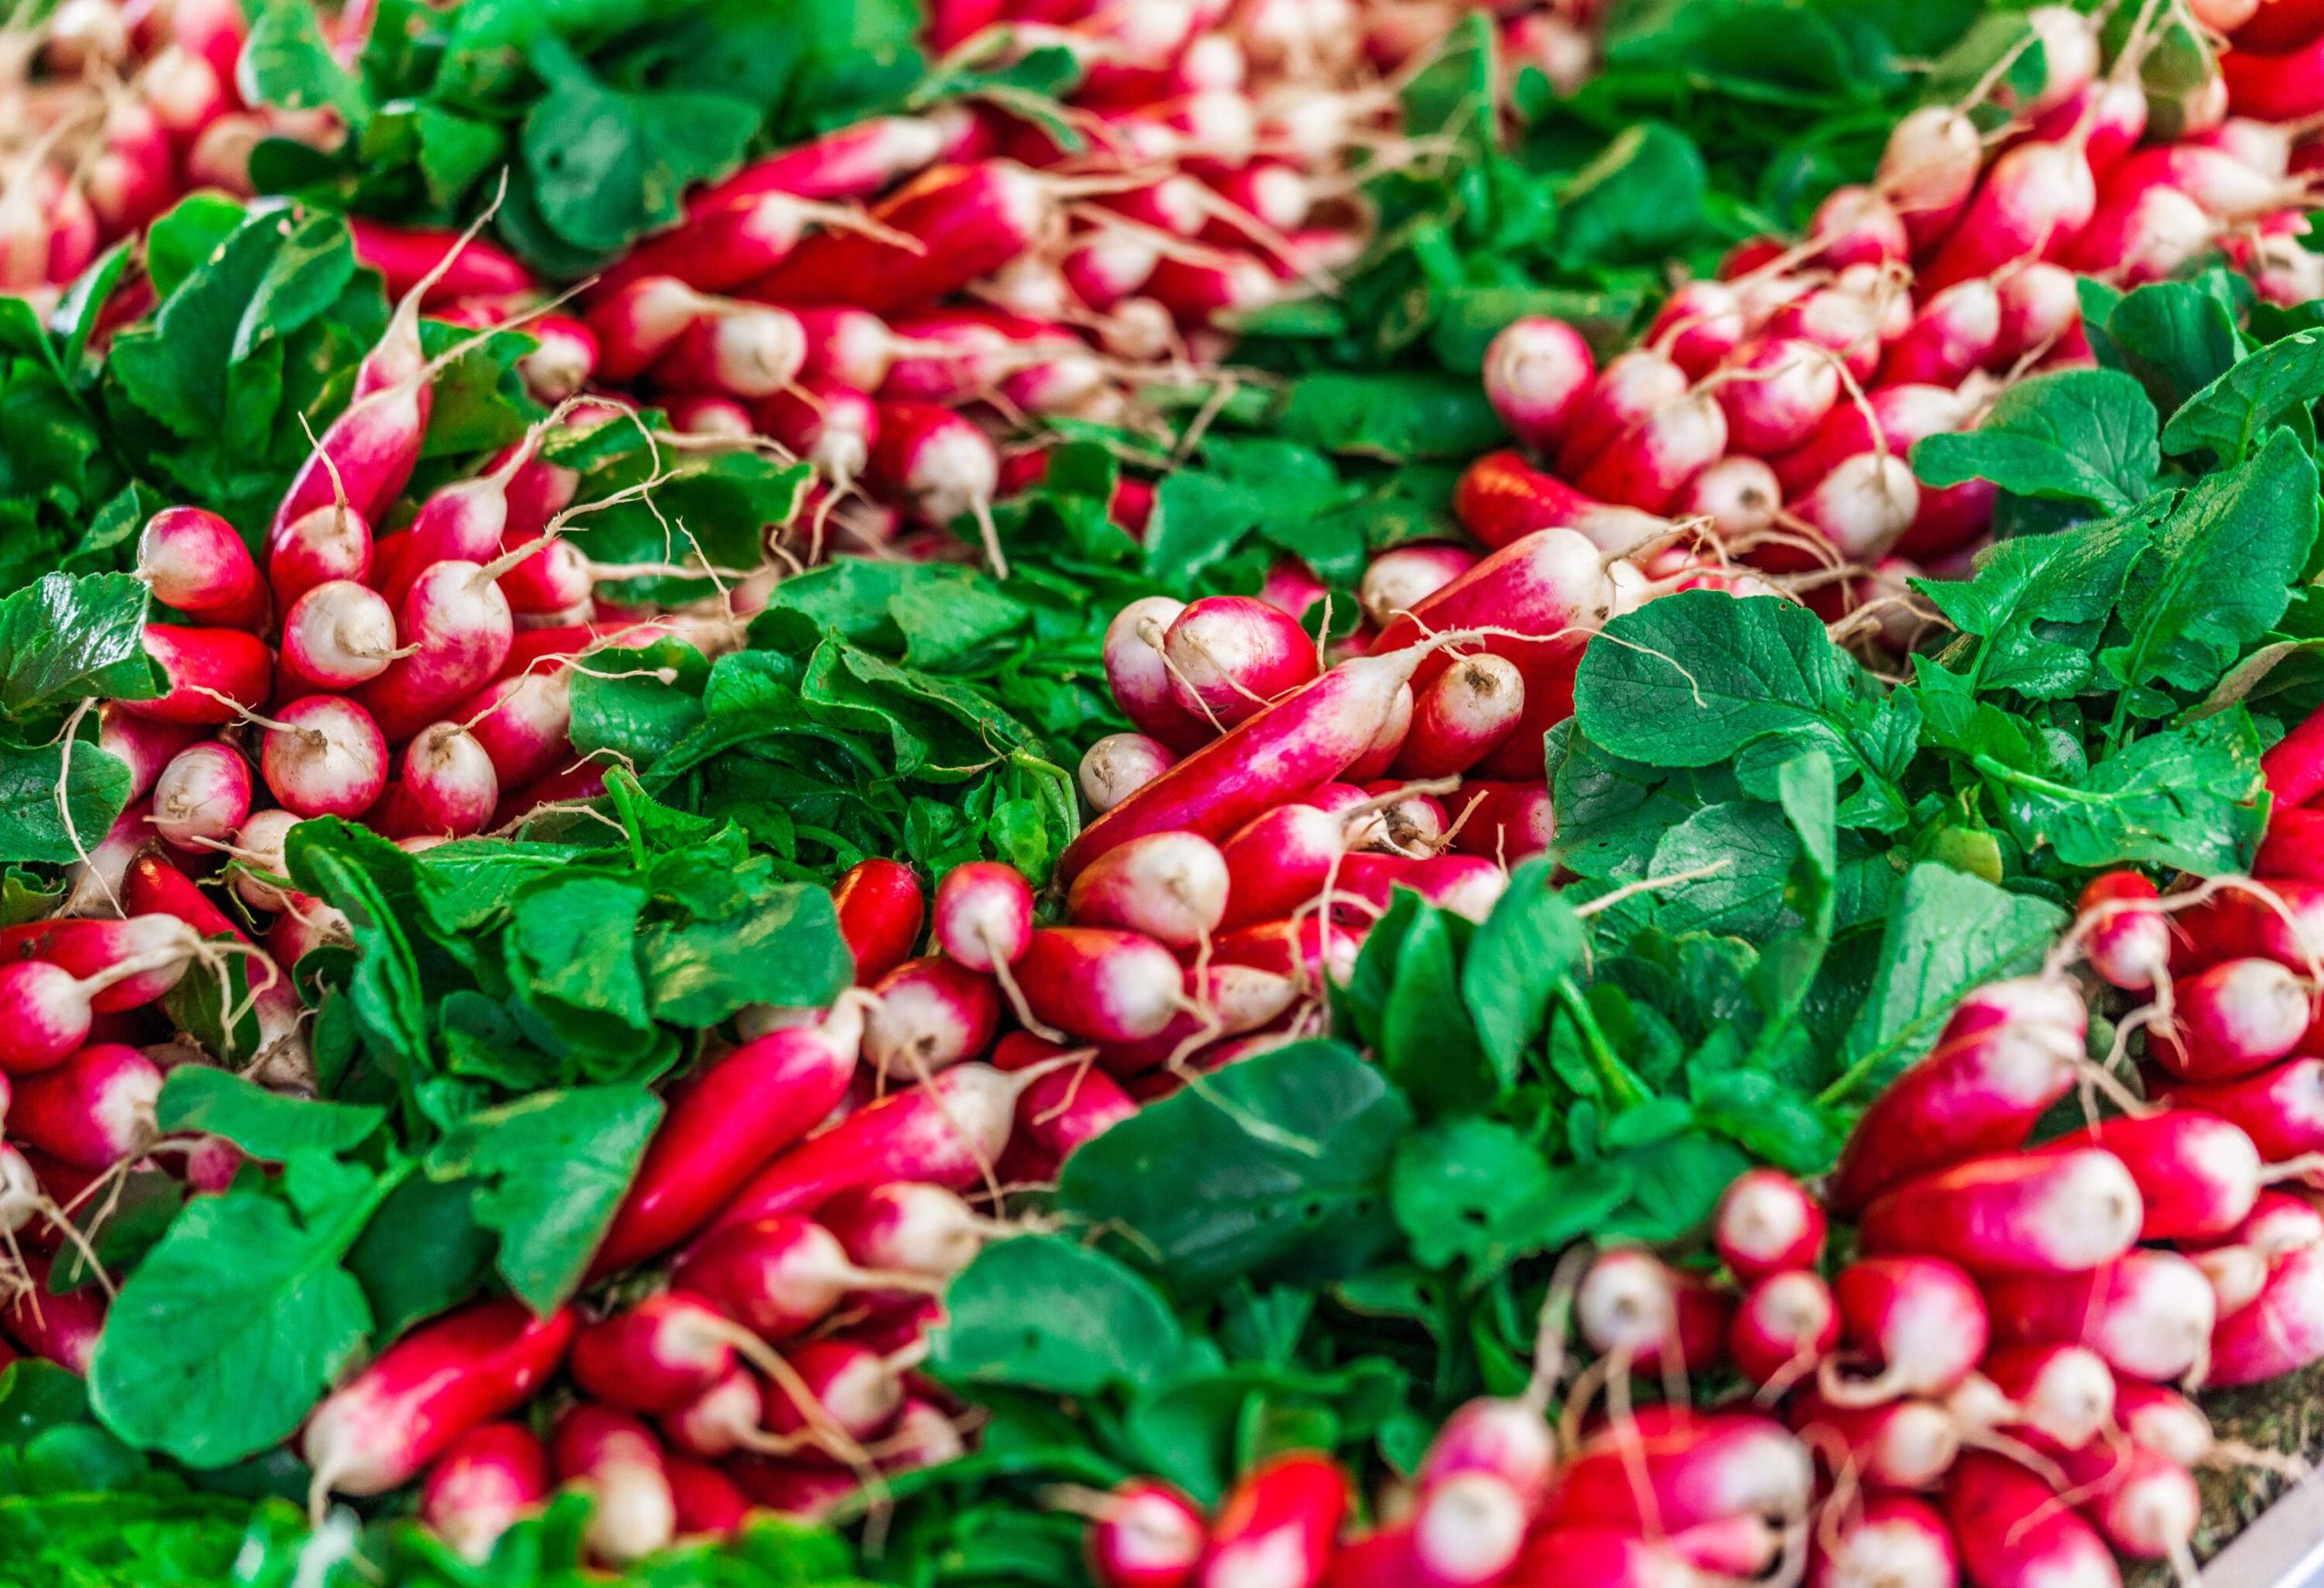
(1910, 506, 2155, 699)
(428, 1086, 663, 1313)
(1649, 802, 1800, 938)
(1983, 711, 2266, 874)
(929, 1236, 1183, 1396)
(1376, 904, 1494, 1114)
(241, 0, 373, 125)
(1278, 372, 1505, 462)
(343, 1173, 494, 1341)
(1461, 862, 1583, 1078)
(2105, 274, 2242, 419)
(2162, 326, 2324, 460)
(0, 573, 157, 719)
(0, 741, 128, 866)
(1392, 1119, 1631, 1276)
(1555, 122, 1709, 263)
(87, 1178, 388, 1466)
(1059, 1041, 1413, 1294)
(153, 1068, 384, 1161)
(1913, 369, 2160, 509)
(638, 883, 852, 1027)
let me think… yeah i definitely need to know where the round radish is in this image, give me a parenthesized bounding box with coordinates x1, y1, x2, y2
(230, 809, 303, 912)
(281, 578, 403, 691)
(1161, 596, 1320, 729)
(1483, 316, 1596, 452)
(931, 862, 1034, 972)
(150, 741, 252, 851)
(261, 695, 389, 819)
(1066, 831, 1230, 948)
(1079, 733, 1177, 812)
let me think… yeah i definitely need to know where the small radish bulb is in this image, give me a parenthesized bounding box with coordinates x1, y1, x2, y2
(1359, 544, 1478, 628)
(231, 808, 304, 911)
(1088, 1477, 1204, 1588)
(151, 741, 253, 852)
(1714, 1169, 1827, 1280)
(1065, 831, 1230, 948)
(1079, 733, 1176, 812)
(932, 862, 1035, 972)
(1482, 316, 1596, 453)
(281, 578, 402, 689)
(261, 695, 390, 820)
(1412, 1473, 1528, 1585)
(821, 1181, 990, 1281)
(1160, 595, 1320, 729)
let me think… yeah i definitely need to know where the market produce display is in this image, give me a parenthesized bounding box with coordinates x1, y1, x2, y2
(15, 1, 2324, 1586)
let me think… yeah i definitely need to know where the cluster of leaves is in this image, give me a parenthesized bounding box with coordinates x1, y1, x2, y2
(241, 0, 931, 276)
(62, 792, 852, 1473)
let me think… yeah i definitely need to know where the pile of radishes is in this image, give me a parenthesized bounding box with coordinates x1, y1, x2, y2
(1451, 3, 2324, 641)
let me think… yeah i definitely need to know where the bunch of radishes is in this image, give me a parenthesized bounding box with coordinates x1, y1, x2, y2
(1452, 3, 2324, 635)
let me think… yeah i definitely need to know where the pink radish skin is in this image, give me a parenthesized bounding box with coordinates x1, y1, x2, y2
(1810, 1496, 1957, 1588)
(1106, 597, 1210, 751)
(97, 709, 200, 803)
(1728, 1270, 1840, 1388)
(1450, 782, 1557, 863)
(667, 1456, 752, 1537)
(1066, 832, 1230, 949)
(744, 162, 1051, 312)
(0, 950, 191, 1074)
(1160, 596, 1319, 729)
(569, 1293, 766, 1414)
(1016, 927, 1182, 1044)
(62, 799, 151, 918)
(2150, 957, 2309, 1080)
(1879, 279, 2002, 387)
(420, 1422, 551, 1564)
(1994, 263, 2084, 366)
(704, 1062, 1022, 1236)
(756, 380, 879, 486)
(1808, 184, 1908, 267)
(137, 506, 267, 628)
(1878, 106, 1982, 244)
(1199, 1451, 1345, 1588)
(2210, 1246, 2324, 1386)
(1216, 804, 1347, 932)
(832, 861, 924, 988)
(2032, 78, 2149, 180)
(757, 1338, 907, 1445)
(1090, 963, 1298, 1075)
(1358, 545, 1480, 628)
(2073, 1111, 2267, 1242)
(820, 1181, 987, 1282)
(867, 400, 1000, 532)
(792, 306, 931, 390)
(2067, 183, 2214, 285)
(1011, 1057, 1137, 1158)
(1828, 1257, 1989, 1402)
(1412, 1473, 1529, 1586)
(1452, 449, 1668, 557)
(301, 1299, 579, 1496)
(1718, 339, 1839, 457)
(591, 1000, 866, 1276)
(1088, 1477, 1205, 1588)
(281, 579, 402, 692)
(127, 624, 272, 725)
(1419, 1396, 1558, 1510)
(1081, 734, 1177, 811)
(151, 741, 252, 851)
(932, 863, 1034, 972)
(696, 114, 958, 212)
(2053, 1440, 2198, 1562)
(1765, 286, 1886, 383)
(1858, 1149, 2143, 1277)
(1340, 684, 1414, 784)
(393, 723, 501, 837)
(1651, 279, 1756, 380)
(1555, 350, 1689, 478)
(1543, 1409, 1813, 1534)
(261, 695, 389, 819)
(455, 671, 573, 791)
(270, 370, 433, 550)
(1770, 384, 1973, 499)
(1984, 1251, 2217, 1383)
(553, 1406, 676, 1564)
(1681, 456, 1781, 538)
(1828, 975, 2086, 1211)
(600, 190, 836, 295)
(653, 306, 807, 399)
(1573, 393, 1727, 516)
(1483, 316, 1596, 450)
(1713, 1168, 1826, 1280)
(359, 560, 516, 742)
(1920, 138, 2099, 295)
(588, 277, 713, 380)
(1393, 654, 1526, 778)
(1506, 1531, 1722, 1588)
(674, 1215, 897, 1341)
(344, 220, 532, 307)
(1576, 1248, 1731, 1368)
(1790, 1394, 1962, 1491)
(1946, 1455, 2119, 1588)
(1334, 852, 1508, 923)
(1975, 1344, 2115, 1449)
(1, 1252, 103, 1373)
(2114, 1383, 2215, 1470)
(267, 499, 374, 609)
(2077, 871, 2168, 991)
(11, 1042, 160, 1169)
(862, 955, 1000, 1078)
(1371, 528, 1612, 684)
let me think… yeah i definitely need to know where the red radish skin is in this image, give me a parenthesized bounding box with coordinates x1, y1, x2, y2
(261, 695, 389, 819)
(2077, 871, 2168, 991)
(137, 506, 267, 628)
(151, 741, 252, 851)
(359, 559, 517, 742)
(2159, 1059, 2324, 1163)
(1450, 781, 1557, 863)
(553, 1405, 677, 1564)
(2053, 1440, 2198, 1563)
(1161, 596, 1320, 729)
(1412, 1473, 1530, 1586)
(667, 1456, 752, 1537)
(1857, 1149, 2143, 1277)
(1946, 1454, 2121, 1588)
(2074, 1111, 2267, 1242)
(1729, 1270, 1840, 1389)
(660, 1366, 784, 1461)
(593, 999, 866, 1276)
(11, 1042, 161, 1169)
(651, 305, 808, 399)
(1393, 654, 1526, 778)
(1065, 831, 1230, 948)
(1199, 1451, 1345, 1588)
(1920, 138, 2099, 296)
(1556, 350, 1689, 478)
(1994, 262, 2084, 366)
(389, 723, 500, 838)
(744, 162, 1052, 312)
(268, 500, 374, 609)
(1810, 1497, 1956, 1588)
(588, 277, 713, 381)
(1827, 1257, 1989, 1402)
(1827, 974, 2086, 1211)
(421, 1422, 550, 1564)
(1091, 963, 1298, 1074)
(1790, 1394, 1961, 1491)
(1106, 597, 1211, 751)
(1452, 449, 1667, 557)
(380, 449, 540, 607)
(1718, 339, 1839, 457)
(1543, 1408, 1813, 1534)
(1419, 1396, 1558, 1509)
(456, 671, 573, 791)
(346, 219, 533, 306)
(0, 949, 194, 1073)
(1482, 315, 1596, 451)
(1339, 683, 1413, 784)
(1809, 184, 1909, 267)
(1577, 1248, 1732, 1368)
(694, 113, 958, 211)
(1, 1252, 104, 1373)
(1333, 852, 1508, 923)
(1088, 1476, 1205, 1588)
(569, 1293, 767, 1414)
(756, 1338, 905, 1445)
(1714, 1169, 1827, 1280)
(1788, 453, 1920, 562)
(1984, 1251, 2218, 1384)
(819, 1181, 988, 1282)
(126, 624, 272, 725)
(674, 1213, 917, 1341)
(1358, 544, 1480, 628)
(2262, 704, 2324, 807)
(704, 1062, 1022, 1236)
(281, 579, 402, 692)
(302, 1299, 578, 1497)
(2149, 956, 2310, 1080)
(1975, 1343, 2116, 1449)
(932, 863, 1035, 972)
(601, 190, 836, 296)
(1881, 279, 2002, 387)
(1370, 528, 1613, 685)
(2210, 1245, 2324, 1386)
(98, 709, 201, 803)
(1572, 392, 1728, 516)
(63, 798, 152, 919)
(831, 858, 925, 986)
(863, 955, 1001, 1078)
(2170, 880, 2324, 975)
(269, 373, 434, 553)
(2260, 808, 2324, 882)
(1016, 927, 1182, 1044)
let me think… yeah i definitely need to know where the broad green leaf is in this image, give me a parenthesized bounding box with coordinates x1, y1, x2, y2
(1913, 369, 2160, 509)
(0, 573, 157, 719)
(930, 1236, 1184, 1396)
(1461, 862, 1583, 1078)
(0, 741, 128, 866)
(2162, 326, 2324, 460)
(154, 1069, 384, 1161)
(638, 883, 852, 1027)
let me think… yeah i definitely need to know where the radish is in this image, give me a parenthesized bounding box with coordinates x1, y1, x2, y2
(1808, 184, 1909, 268)
(2112, 1383, 2215, 1470)
(279, 579, 403, 692)
(1198, 1451, 1345, 1588)
(1482, 315, 1596, 451)
(2053, 1439, 2198, 1563)
(1789, 453, 1921, 561)
(1877, 107, 1980, 248)
(1857, 1149, 2143, 1276)
(1334, 852, 1508, 922)
(1065, 831, 1230, 948)
(1577, 1248, 1732, 1367)
(755, 380, 880, 490)
(150, 741, 252, 852)
(1984, 1251, 2217, 1383)
(11, 1041, 161, 1169)
(651, 304, 808, 399)
(2162, 1058, 2324, 1163)
(667, 1456, 751, 1537)
(756, 1338, 907, 1445)
(260, 695, 389, 819)
(358, 557, 517, 742)
(1016, 927, 1182, 1044)
(1790, 1393, 1961, 1490)
(1452, 449, 1667, 556)
(420, 1422, 550, 1563)
(1651, 278, 1758, 380)
(1992, 262, 2083, 367)
(344, 219, 533, 306)
(518, 316, 597, 402)
(694, 113, 960, 211)
(303, 1299, 577, 1497)
(1088, 1476, 1205, 1588)
(2213, 1189, 2324, 1254)
(2073, 1111, 2268, 1242)
(818, 1182, 988, 1283)
(62, 798, 152, 919)
(1826, 1257, 1989, 1403)
(2034, 78, 2150, 182)
(1012, 1055, 1137, 1158)
(569, 1293, 783, 1413)
(931, 862, 1034, 972)
(591, 997, 867, 1276)
(1827, 974, 2086, 1211)
(743, 162, 1053, 312)
(1080, 734, 1177, 813)
(659, 1367, 792, 1461)
(2169, 879, 2324, 973)
(1572, 392, 1728, 516)
(1450, 781, 1558, 863)
(1160, 595, 1321, 728)
(1210, 914, 1364, 987)
(1106, 596, 1211, 751)
(0, 947, 189, 1073)
(226, 808, 302, 913)
(1919, 137, 2099, 295)
(1371, 528, 1613, 684)
(125, 623, 272, 725)
(862, 955, 1001, 1078)
(602, 189, 851, 296)
(2075, 872, 2168, 991)
(267, 498, 374, 610)
(1090, 962, 1298, 1074)
(2210, 1246, 2324, 1385)
(1945, 1454, 2119, 1588)
(1994, 7, 2101, 116)
(136, 506, 267, 629)
(703, 1062, 1023, 1235)
(386, 722, 499, 838)
(1809, 1496, 1957, 1588)
(724, 1458, 855, 1519)
(1, 1252, 104, 1373)
(1340, 684, 1414, 784)
(2067, 183, 2213, 286)
(552, 1405, 676, 1564)
(1388, 655, 1525, 778)
(866, 400, 1006, 568)
(1543, 1409, 1813, 1534)
(1410, 1473, 1529, 1586)
(1358, 545, 1480, 629)
(455, 671, 573, 792)
(1728, 1269, 1840, 1389)
(379, 445, 547, 608)
(1556, 349, 1690, 478)
(0, 912, 197, 1014)
(1764, 285, 1887, 383)
(1878, 279, 2002, 388)
(97, 709, 200, 804)
(1419, 1396, 1558, 1510)
(1975, 1343, 2115, 1449)
(2149, 956, 2310, 1080)
(1713, 1168, 1827, 1280)
(588, 277, 715, 381)
(1718, 338, 1839, 458)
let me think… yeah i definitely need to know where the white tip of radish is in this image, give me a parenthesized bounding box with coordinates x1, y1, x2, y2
(2037, 1152, 2144, 1270)
(1413, 1474, 1527, 1583)
(1577, 1248, 1679, 1356)
(231, 808, 303, 912)
(0, 1146, 38, 1234)
(1078, 733, 1176, 812)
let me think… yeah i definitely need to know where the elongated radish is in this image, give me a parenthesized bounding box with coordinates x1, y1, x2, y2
(1790, 1394, 1960, 1490)
(151, 741, 251, 851)
(569, 1294, 769, 1414)
(228, 808, 302, 912)
(593, 998, 866, 1276)
(1975, 1343, 2115, 1449)
(1556, 350, 1689, 478)
(678, 1212, 924, 1346)
(1879, 279, 2001, 387)
(137, 506, 267, 628)
(1088, 1476, 1206, 1588)
(2209, 1245, 2324, 1385)
(1920, 138, 2098, 296)
(11, 1041, 160, 1169)
(1334, 852, 1508, 922)
(456, 671, 572, 791)
(744, 162, 1051, 312)
(0, 951, 178, 1074)
(862, 955, 1000, 1077)
(1199, 1451, 1345, 1588)
(1066, 832, 1229, 948)
(1484, 316, 1595, 451)
(2072, 1111, 2266, 1243)
(2150, 956, 2310, 1080)
(1016, 927, 1182, 1043)
(1160, 596, 1319, 728)
(1879, 106, 1982, 244)
(866, 400, 1000, 542)
(1810, 1496, 1956, 1588)
(819, 1181, 988, 1283)
(421, 1422, 549, 1563)
(1410, 1473, 1529, 1587)
(124, 623, 271, 724)
(2159, 1058, 2324, 1163)
(666, 1455, 751, 1537)
(0, 912, 196, 1014)
(1945, 1454, 2119, 1588)
(385, 722, 499, 838)
(652, 304, 807, 399)
(1452, 449, 1667, 557)
(1371, 528, 1612, 683)
(704, 1062, 1021, 1236)
(1718, 339, 1838, 457)
(260, 695, 389, 819)
(1713, 1168, 1826, 1280)
(97, 709, 199, 804)
(756, 1338, 907, 1445)
(345, 218, 533, 306)
(1542, 1409, 1813, 1533)
(553, 1405, 675, 1564)
(1390, 654, 1525, 778)
(1858, 1149, 2142, 1276)
(1826, 1257, 1988, 1403)
(1572, 392, 1726, 516)
(1984, 1251, 2217, 1383)
(2076, 871, 2167, 991)
(1729, 1270, 1839, 1388)
(1789, 453, 1920, 562)
(358, 558, 517, 742)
